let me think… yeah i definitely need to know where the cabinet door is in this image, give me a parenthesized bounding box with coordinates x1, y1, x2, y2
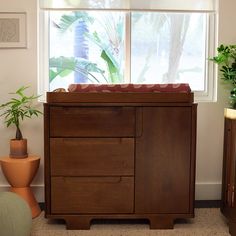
(135, 106, 195, 214)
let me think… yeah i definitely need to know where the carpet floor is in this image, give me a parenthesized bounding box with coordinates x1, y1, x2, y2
(31, 209, 230, 236)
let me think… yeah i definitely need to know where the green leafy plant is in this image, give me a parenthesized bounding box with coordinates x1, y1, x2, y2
(49, 56, 107, 83)
(50, 12, 124, 84)
(210, 44, 236, 108)
(0, 86, 42, 140)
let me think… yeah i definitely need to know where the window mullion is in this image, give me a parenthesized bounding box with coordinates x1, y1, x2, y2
(125, 12, 131, 83)
(38, 10, 49, 101)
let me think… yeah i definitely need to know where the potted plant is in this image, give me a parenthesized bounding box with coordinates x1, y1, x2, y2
(0, 86, 42, 158)
(210, 44, 236, 108)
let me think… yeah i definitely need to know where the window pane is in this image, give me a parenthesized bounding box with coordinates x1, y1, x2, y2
(131, 12, 207, 91)
(49, 11, 125, 91)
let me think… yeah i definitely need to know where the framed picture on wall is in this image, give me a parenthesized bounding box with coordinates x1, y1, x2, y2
(0, 12, 27, 48)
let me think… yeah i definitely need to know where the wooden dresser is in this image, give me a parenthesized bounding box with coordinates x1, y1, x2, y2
(44, 92, 197, 229)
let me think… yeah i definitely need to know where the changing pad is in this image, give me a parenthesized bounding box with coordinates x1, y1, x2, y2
(67, 83, 191, 93)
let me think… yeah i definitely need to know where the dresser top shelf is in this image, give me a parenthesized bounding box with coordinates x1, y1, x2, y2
(46, 92, 194, 104)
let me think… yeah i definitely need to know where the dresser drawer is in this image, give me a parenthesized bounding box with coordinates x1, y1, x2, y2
(50, 138, 134, 176)
(50, 107, 135, 137)
(51, 177, 134, 214)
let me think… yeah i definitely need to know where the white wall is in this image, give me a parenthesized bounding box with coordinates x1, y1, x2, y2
(0, 0, 44, 200)
(0, 0, 235, 202)
(195, 0, 236, 200)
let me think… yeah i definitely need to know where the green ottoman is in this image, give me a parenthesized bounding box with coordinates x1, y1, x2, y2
(0, 192, 32, 236)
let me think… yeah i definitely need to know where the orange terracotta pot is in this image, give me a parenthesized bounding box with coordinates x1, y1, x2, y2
(10, 139, 28, 159)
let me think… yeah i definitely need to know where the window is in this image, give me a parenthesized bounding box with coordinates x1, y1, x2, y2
(49, 11, 126, 90)
(38, 0, 218, 102)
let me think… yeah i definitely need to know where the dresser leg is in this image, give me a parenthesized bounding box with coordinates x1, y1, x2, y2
(65, 216, 91, 230)
(229, 220, 236, 236)
(149, 215, 174, 229)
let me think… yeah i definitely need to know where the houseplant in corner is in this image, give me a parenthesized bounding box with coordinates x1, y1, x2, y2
(0, 86, 42, 158)
(210, 44, 236, 108)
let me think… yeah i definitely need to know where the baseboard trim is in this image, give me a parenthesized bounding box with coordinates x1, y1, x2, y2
(194, 200, 221, 208)
(39, 202, 45, 211)
(195, 182, 222, 200)
(0, 185, 44, 202)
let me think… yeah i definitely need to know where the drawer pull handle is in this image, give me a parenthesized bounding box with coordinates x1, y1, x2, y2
(232, 185, 235, 207)
(62, 177, 122, 184)
(227, 184, 231, 206)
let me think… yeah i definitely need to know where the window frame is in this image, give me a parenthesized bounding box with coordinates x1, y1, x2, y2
(37, 9, 218, 103)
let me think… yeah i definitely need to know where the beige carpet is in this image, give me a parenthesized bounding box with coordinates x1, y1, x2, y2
(31, 209, 230, 236)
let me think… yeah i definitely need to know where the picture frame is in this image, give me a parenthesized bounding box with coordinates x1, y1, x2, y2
(0, 12, 27, 48)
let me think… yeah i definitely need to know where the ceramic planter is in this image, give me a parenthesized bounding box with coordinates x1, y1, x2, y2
(9, 139, 28, 158)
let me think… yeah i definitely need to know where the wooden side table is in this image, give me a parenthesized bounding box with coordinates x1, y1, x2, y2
(221, 108, 236, 235)
(0, 156, 41, 218)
